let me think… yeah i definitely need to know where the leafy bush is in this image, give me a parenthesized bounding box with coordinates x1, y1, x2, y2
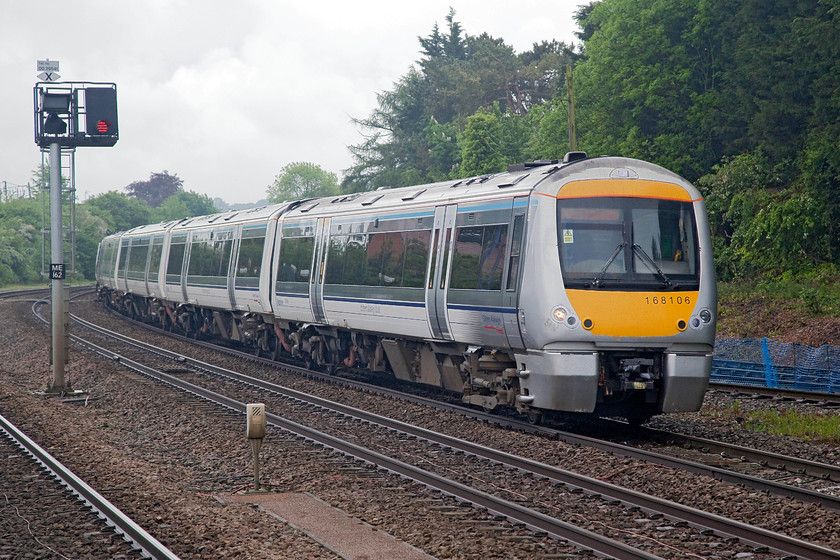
(699, 152, 831, 281)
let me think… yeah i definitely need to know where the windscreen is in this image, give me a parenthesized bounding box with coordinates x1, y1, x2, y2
(557, 197, 699, 290)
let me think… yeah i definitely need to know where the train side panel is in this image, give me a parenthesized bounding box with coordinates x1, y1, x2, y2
(445, 199, 509, 348)
(183, 226, 237, 310)
(95, 233, 122, 290)
(272, 218, 317, 323)
(320, 207, 434, 340)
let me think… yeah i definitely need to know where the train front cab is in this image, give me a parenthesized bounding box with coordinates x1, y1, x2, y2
(515, 159, 717, 421)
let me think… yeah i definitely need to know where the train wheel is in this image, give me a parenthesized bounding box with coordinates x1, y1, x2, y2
(626, 416, 650, 427)
(526, 411, 542, 425)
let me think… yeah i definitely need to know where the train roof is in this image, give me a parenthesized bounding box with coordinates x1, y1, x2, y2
(282, 165, 557, 222)
(167, 202, 292, 232)
(538, 155, 703, 201)
(99, 153, 702, 245)
(278, 153, 701, 222)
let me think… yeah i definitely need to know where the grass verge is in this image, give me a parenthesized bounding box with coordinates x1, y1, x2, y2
(719, 401, 840, 444)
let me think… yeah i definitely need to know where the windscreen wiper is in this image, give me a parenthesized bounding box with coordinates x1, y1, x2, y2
(590, 242, 626, 288)
(631, 244, 672, 288)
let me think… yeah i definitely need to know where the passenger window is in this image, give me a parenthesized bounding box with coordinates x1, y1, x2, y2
(450, 227, 482, 289)
(326, 230, 429, 287)
(478, 224, 507, 290)
(380, 232, 404, 286)
(236, 236, 265, 278)
(166, 234, 187, 283)
(364, 234, 385, 285)
(127, 238, 150, 281)
(277, 237, 314, 282)
(506, 215, 525, 291)
(148, 236, 163, 283)
(402, 231, 430, 288)
(451, 224, 508, 290)
(118, 239, 130, 279)
(325, 236, 347, 284)
(343, 235, 367, 285)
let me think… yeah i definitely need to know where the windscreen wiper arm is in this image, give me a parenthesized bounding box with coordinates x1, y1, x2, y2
(590, 242, 626, 288)
(631, 244, 672, 288)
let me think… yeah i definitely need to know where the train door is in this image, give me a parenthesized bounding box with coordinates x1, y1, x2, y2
(118, 237, 129, 293)
(502, 196, 528, 349)
(227, 225, 241, 309)
(426, 204, 457, 340)
(309, 217, 330, 324)
(143, 237, 153, 296)
(180, 233, 192, 302)
(147, 234, 165, 298)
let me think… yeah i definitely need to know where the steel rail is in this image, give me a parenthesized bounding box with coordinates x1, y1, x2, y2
(66, 314, 666, 560)
(70, 312, 840, 560)
(0, 285, 94, 301)
(633, 423, 840, 483)
(0, 411, 181, 560)
(80, 307, 840, 512)
(709, 382, 840, 406)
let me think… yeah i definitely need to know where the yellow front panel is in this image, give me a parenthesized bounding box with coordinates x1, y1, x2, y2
(566, 289, 699, 338)
(556, 179, 696, 202)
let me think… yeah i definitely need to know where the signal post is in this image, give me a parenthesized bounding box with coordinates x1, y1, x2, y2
(34, 61, 119, 393)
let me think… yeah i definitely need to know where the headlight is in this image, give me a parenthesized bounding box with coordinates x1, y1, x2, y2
(690, 308, 713, 329)
(552, 306, 578, 328)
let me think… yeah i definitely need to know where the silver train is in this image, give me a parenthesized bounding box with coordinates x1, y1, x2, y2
(96, 153, 717, 423)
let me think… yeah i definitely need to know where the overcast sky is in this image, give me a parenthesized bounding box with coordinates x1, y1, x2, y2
(2, 1, 583, 205)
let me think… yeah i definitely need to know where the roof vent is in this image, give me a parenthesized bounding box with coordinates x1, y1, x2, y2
(563, 151, 588, 163)
(508, 160, 559, 172)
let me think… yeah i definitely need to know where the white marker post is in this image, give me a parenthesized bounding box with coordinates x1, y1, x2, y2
(246, 403, 267, 491)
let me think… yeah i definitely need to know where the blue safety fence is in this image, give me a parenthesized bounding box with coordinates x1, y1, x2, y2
(712, 338, 840, 394)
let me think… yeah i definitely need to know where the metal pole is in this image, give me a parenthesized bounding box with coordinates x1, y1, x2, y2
(250, 439, 262, 491)
(49, 142, 66, 391)
(566, 65, 577, 152)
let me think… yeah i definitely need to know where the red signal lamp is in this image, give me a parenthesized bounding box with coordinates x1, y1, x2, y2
(96, 119, 111, 133)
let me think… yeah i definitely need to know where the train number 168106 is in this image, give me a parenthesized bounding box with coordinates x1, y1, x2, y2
(644, 295, 690, 305)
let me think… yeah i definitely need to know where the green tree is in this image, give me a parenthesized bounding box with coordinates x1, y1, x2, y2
(524, 98, 572, 160)
(574, 0, 836, 182)
(698, 152, 831, 280)
(459, 109, 505, 176)
(0, 222, 41, 286)
(424, 117, 461, 181)
(418, 8, 468, 60)
(125, 171, 183, 207)
(0, 195, 43, 286)
(267, 162, 339, 203)
(575, 0, 711, 178)
(342, 69, 434, 193)
(153, 190, 218, 221)
(84, 191, 153, 234)
(74, 206, 110, 279)
(343, 10, 575, 192)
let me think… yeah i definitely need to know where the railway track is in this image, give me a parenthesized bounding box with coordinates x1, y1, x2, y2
(58, 304, 660, 559)
(92, 294, 840, 510)
(709, 382, 840, 408)
(629, 423, 840, 483)
(62, 300, 840, 559)
(0, 411, 180, 560)
(0, 284, 94, 301)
